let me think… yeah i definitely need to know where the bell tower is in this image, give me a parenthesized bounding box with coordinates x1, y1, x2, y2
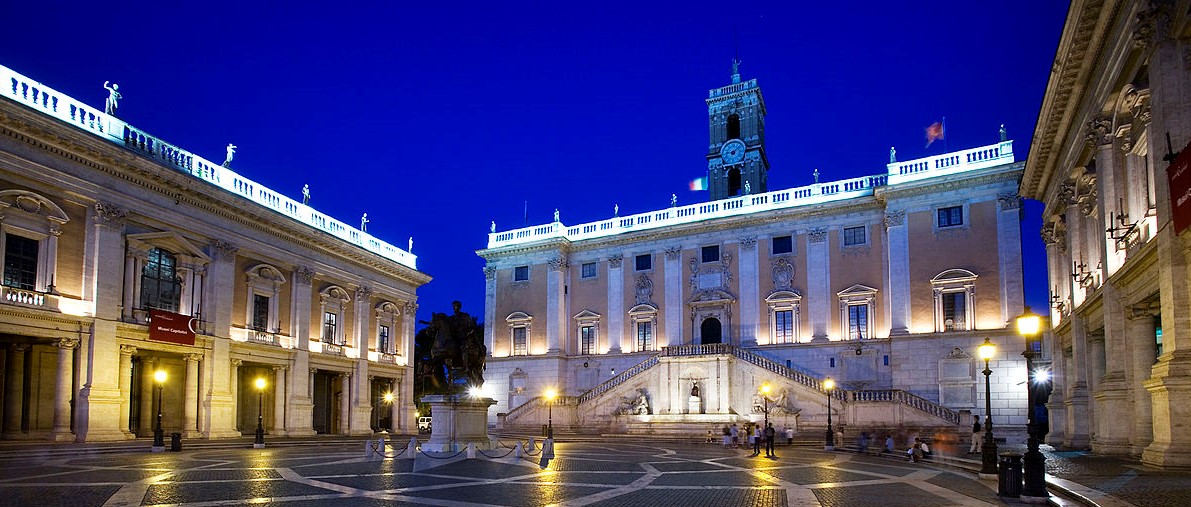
(706, 60, 768, 201)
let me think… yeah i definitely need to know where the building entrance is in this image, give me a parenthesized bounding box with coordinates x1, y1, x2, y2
(700, 318, 723, 344)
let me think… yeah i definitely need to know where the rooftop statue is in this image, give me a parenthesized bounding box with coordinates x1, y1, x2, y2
(103, 81, 121, 116)
(222, 143, 237, 168)
(360, 213, 369, 232)
(302, 184, 310, 205)
(890, 146, 897, 163)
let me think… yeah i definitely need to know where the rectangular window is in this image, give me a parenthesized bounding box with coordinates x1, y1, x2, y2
(513, 265, 529, 281)
(772, 235, 792, 255)
(636, 321, 653, 351)
(512, 327, 528, 356)
(2, 234, 38, 290)
(635, 254, 652, 271)
(379, 324, 390, 353)
(323, 312, 338, 344)
(701, 245, 719, 263)
(252, 294, 270, 331)
(774, 309, 794, 343)
(843, 226, 866, 246)
(581, 262, 597, 279)
(938, 206, 964, 227)
(580, 325, 595, 355)
(942, 291, 966, 331)
(847, 304, 868, 339)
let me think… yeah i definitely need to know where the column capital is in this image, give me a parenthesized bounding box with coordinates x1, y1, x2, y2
(119, 344, 137, 355)
(93, 201, 128, 228)
(184, 353, 202, 363)
(483, 266, 496, 280)
(272, 365, 288, 373)
(807, 227, 828, 243)
(54, 337, 80, 350)
(884, 209, 906, 228)
(608, 254, 623, 268)
(10, 343, 30, 353)
(738, 236, 757, 250)
(231, 358, 243, 367)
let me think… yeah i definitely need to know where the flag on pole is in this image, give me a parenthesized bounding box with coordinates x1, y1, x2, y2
(925, 121, 945, 148)
(689, 177, 708, 191)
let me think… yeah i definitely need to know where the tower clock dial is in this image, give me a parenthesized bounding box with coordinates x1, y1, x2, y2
(720, 139, 746, 164)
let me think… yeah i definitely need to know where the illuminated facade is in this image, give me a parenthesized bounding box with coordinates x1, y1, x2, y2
(0, 64, 429, 442)
(478, 66, 1033, 434)
(1022, 0, 1191, 466)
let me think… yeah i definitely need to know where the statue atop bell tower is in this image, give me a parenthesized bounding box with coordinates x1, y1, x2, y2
(706, 60, 768, 201)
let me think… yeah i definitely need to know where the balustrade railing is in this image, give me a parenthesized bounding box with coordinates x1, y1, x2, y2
(1, 64, 416, 270)
(850, 389, 960, 424)
(2, 286, 49, 307)
(487, 141, 1012, 249)
(577, 356, 660, 404)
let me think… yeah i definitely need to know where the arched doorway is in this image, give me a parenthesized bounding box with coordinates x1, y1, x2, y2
(700, 318, 723, 344)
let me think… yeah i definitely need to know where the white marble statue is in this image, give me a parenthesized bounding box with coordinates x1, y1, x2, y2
(222, 143, 237, 168)
(360, 213, 369, 232)
(302, 184, 310, 204)
(103, 81, 121, 115)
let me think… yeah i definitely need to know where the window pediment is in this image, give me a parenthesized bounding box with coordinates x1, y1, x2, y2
(246, 263, 286, 285)
(837, 284, 878, 299)
(932, 269, 978, 285)
(506, 311, 532, 323)
(127, 231, 211, 263)
(627, 304, 657, 316)
(320, 285, 351, 303)
(0, 190, 69, 224)
(765, 290, 802, 304)
(573, 309, 601, 322)
(376, 301, 401, 318)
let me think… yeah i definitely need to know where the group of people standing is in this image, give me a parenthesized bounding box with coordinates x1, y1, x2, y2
(719, 423, 795, 458)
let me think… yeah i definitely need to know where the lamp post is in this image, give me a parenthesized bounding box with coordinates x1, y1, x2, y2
(254, 377, 266, 448)
(823, 378, 835, 450)
(1016, 307, 1049, 500)
(978, 337, 999, 476)
(759, 383, 771, 431)
(152, 369, 167, 451)
(544, 388, 557, 439)
(383, 392, 395, 432)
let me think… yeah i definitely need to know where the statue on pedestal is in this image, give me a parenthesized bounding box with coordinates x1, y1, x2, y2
(422, 301, 486, 389)
(103, 81, 121, 115)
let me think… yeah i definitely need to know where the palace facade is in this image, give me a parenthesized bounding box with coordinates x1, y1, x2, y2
(1022, 0, 1191, 466)
(478, 66, 1037, 435)
(0, 64, 428, 442)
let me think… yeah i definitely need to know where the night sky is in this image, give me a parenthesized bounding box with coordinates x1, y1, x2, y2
(2, 1, 1069, 325)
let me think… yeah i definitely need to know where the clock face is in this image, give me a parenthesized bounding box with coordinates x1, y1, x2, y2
(721, 139, 746, 164)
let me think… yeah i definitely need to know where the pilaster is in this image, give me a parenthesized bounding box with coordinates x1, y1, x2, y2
(664, 247, 684, 346)
(996, 194, 1025, 324)
(737, 237, 759, 346)
(545, 255, 567, 354)
(806, 228, 830, 340)
(607, 254, 624, 353)
(884, 210, 910, 334)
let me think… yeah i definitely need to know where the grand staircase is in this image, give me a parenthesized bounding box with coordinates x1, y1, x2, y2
(501, 344, 959, 434)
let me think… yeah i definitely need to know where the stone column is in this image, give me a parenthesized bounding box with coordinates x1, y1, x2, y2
(1045, 338, 1068, 445)
(118, 345, 136, 438)
(230, 359, 241, 433)
(806, 228, 830, 340)
(996, 194, 1025, 324)
(272, 366, 287, 435)
(1092, 288, 1129, 454)
(353, 287, 372, 352)
(339, 372, 351, 435)
(390, 378, 401, 431)
(291, 266, 315, 351)
(664, 247, 684, 346)
(1064, 315, 1092, 449)
(884, 210, 910, 335)
(1127, 308, 1157, 456)
(139, 358, 156, 436)
(607, 255, 624, 353)
(51, 338, 80, 441)
(122, 253, 137, 320)
(1139, 2, 1191, 467)
(183, 353, 201, 437)
(545, 256, 567, 354)
(737, 237, 759, 346)
(483, 267, 497, 355)
(3, 344, 28, 436)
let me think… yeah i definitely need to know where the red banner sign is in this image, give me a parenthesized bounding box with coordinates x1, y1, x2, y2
(149, 309, 196, 345)
(1168, 140, 1191, 236)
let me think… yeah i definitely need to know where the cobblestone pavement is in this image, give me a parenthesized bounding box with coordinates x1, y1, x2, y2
(1037, 447, 1191, 507)
(0, 439, 1022, 507)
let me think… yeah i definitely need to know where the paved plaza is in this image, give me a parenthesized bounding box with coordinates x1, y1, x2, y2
(0, 438, 1186, 507)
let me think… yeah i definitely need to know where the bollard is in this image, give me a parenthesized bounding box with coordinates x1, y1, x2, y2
(467, 442, 477, 459)
(527, 437, 537, 452)
(402, 437, 419, 459)
(364, 439, 375, 459)
(377, 437, 386, 458)
(514, 442, 524, 458)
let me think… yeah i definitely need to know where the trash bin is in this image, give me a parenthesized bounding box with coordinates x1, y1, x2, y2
(170, 432, 182, 452)
(998, 452, 1022, 497)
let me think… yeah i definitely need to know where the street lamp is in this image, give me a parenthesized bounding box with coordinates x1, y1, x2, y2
(383, 391, 394, 432)
(759, 383, 772, 430)
(823, 378, 835, 450)
(1016, 306, 1049, 500)
(544, 388, 558, 439)
(978, 337, 999, 476)
(152, 369, 167, 451)
(254, 377, 266, 448)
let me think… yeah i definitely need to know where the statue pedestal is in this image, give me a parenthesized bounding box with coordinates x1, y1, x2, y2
(420, 395, 496, 452)
(688, 396, 702, 414)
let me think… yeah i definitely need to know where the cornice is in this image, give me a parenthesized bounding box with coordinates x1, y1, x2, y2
(0, 102, 430, 288)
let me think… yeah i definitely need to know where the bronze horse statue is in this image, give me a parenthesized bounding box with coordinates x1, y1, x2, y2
(424, 304, 486, 389)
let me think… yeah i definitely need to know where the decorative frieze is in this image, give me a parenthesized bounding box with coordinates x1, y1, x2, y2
(807, 227, 828, 243)
(883, 210, 905, 228)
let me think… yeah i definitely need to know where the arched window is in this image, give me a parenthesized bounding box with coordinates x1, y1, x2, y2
(727, 114, 741, 140)
(728, 168, 742, 196)
(141, 248, 181, 312)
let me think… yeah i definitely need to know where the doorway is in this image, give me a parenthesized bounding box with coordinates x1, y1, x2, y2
(700, 318, 723, 344)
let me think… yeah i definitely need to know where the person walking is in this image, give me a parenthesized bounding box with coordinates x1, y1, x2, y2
(730, 423, 740, 448)
(883, 434, 894, 454)
(752, 426, 762, 456)
(785, 426, 794, 445)
(969, 415, 983, 454)
(764, 423, 777, 457)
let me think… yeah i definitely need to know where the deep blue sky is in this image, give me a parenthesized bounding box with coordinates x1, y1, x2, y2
(3, 1, 1068, 325)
